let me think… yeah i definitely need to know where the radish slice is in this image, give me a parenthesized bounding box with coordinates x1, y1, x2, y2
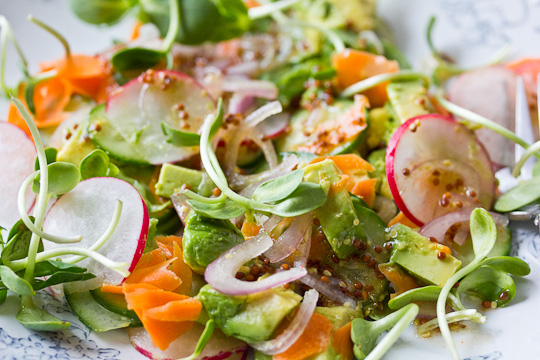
(43, 177, 148, 291)
(48, 105, 92, 149)
(256, 112, 289, 139)
(0, 122, 36, 231)
(386, 114, 495, 226)
(104, 70, 215, 164)
(128, 325, 248, 360)
(448, 66, 517, 168)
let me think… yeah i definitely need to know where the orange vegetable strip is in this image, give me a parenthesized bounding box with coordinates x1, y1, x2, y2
(141, 314, 194, 351)
(145, 298, 202, 322)
(388, 212, 419, 228)
(350, 178, 377, 207)
(378, 263, 418, 297)
(124, 288, 188, 311)
(125, 259, 182, 291)
(172, 242, 192, 296)
(333, 322, 354, 360)
(100, 284, 124, 294)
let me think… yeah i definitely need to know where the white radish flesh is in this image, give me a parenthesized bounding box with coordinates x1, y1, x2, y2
(448, 66, 517, 168)
(128, 325, 248, 360)
(43, 177, 148, 291)
(0, 122, 36, 231)
(386, 114, 495, 226)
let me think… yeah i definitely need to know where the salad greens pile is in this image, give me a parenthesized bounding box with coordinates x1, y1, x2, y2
(0, 1, 538, 360)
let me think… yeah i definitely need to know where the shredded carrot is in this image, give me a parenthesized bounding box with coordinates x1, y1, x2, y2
(378, 263, 418, 297)
(124, 288, 189, 311)
(311, 154, 375, 174)
(333, 322, 354, 360)
(350, 178, 377, 207)
(145, 298, 202, 322)
(133, 248, 169, 271)
(122, 283, 161, 293)
(124, 259, 182, 291)
(388, 212, 419, 228)
(141, 313, 194, 351)
(155, 235, 183, 258)
(172, 242, 192, 296)
(100, 284, 124, 294)
(332, 49, 399, 107)
(245, 0, 261, 8)
(329, 174, 350, 195)
(274, 313, 333, 360)
(130, 21, 143, 41)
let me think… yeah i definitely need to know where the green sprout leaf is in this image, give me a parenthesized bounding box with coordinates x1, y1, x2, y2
(351, 304, 419, 360)
(533, 161, 540, 177)
(494, 177, 540, 212)
(178, 320, 215, 360)
(34, 147, 57, 171)
(111, 47, 167, 73)
(187, 198, 247, 219)
(32, 271, 96, 291)
(271, 182, 327, 217)
(80, 149, 119, 180)
(32, 161, 80, 197)
(480, 256, 531, 276)
(161, 122, 201, 147)
(2, 218, 43, 264)
(457, 266, 515, 307)
(0, 265, 34, 295)
(17, 302, 70, 331)
(68, 0, 132, 25)
(0, 289, 7, 305)
(252, 169, 304, 203)
(32, 260, 89, 277)
(388, 286, 441, 310)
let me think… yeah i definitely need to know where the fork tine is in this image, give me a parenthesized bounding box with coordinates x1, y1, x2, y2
(515, 76, 535, 179)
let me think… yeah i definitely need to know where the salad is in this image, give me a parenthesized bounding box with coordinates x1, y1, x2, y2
(0, 1, 538, 359)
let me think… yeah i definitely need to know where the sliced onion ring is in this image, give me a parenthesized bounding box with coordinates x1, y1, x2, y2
(419, 209, 509, 244)
(251, 289, 319, 355)
(264, 213, 313, 263)
(300, 273, 356, 308)
(205, 231, 307, 296)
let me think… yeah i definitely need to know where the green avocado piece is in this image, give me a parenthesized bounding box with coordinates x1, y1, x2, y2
(154, 163, 203, 198)
(182, 210, 244, 274)
(304, 159, 366, 258)
(386, 80, 433, 124)
(199, 285, 301, 343)
(57, 121, 97, 166)
(387, 225, 462, 286)
(366, 107, 390, 149)
(315, 306, 358, 329)
(367, 149, 393, 199)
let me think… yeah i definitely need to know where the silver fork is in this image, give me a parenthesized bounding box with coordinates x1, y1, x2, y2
(507, 75, 540, 232)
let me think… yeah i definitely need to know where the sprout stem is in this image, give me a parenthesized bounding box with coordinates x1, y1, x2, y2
(0, 16, 28, 95)
(512, 140, 540, 177)
(161, 0, 180, 53)
(249, 0, 301, 20)
(27, 15, 71, 59)
(341, 71, 430, 98)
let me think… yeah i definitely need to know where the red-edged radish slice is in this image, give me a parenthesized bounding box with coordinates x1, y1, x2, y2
(43, 177, 148, 291)
(49, 105, 92, 150)
(386, 114, 495, 226)
(0, 122, 36, 231)
(128, 325, 248, 360)
(448, 66, 517, 168)
(256, 112, 289, 139)
(104, 70, 215, 164)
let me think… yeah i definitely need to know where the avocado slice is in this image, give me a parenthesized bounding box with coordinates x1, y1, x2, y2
(155, 163, 203, 198)
(304, 159, 366, 258)
(387, 225, 462, 286)
(56, 121, 97, 166)
(386, 80, 433, 124)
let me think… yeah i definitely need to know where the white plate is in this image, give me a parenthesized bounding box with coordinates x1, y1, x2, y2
(0, 0, 539, 359)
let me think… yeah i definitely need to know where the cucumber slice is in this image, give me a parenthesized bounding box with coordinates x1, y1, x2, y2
(90, 288, 142, 327)
(452, 225, 512, 266)
(88, 70, 215, 165)
(276, 98, 368, 156)
(237, 142, 263, 168)
(65, 290, 133, 332)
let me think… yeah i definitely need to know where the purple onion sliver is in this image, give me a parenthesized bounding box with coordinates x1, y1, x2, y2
(300, 273, 356, 308)
(265, 213, 312, 263)
(250, 289, 318, 355)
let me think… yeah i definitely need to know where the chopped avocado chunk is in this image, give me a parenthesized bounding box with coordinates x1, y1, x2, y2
(315, 306, 358, 328)
(199, 285, 301, 343)
(182, 210, 244, 274)
(304, 159, 366, 258)
(57, 122, 97, 165)
(154, 163, 203, 198)
(387, 225, 462, 286)
(367, 149, 393, 199)
(386, 80, 433, 124)
(366, 107, 390, 149)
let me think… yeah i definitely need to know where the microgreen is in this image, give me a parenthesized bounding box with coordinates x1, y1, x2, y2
(32, 162, 81, 197)
(457, 266, 515, 307)
(494, 177, 540, 212)
(351, 303, 419, 360)
(512, 139, 540, 177)
(178, 320, 215, 360)
(111, 0, 178, 73)
(533, 161, 540, 177)
(0, 289, 6, 305)
(68, 0, 132, 25)
(24, 70, 57, 114)
(436, 208, 497, 360)
(28, 15, 71, 58)
(34, 147, 57, 171)
(480, 256, 531, 276)
(0, 16, 28, 95)
(252, 169, 304, 202)
(417, 309, 486, 336)
(1, 218, 43, 264)
(161, 122, 201, 147)
(388, 285, 464, 312)
(17, 300, 71, 331)
(80, 149, 120, 180)
(186, 99, 327, 219)
(340, 71, 430, 98)
(0, 265, 34, 296)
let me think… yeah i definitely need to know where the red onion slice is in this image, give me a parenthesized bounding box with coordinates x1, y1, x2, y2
(250, 289, 318, 355)
(228, 93, 255, 115)
(205, 232, 307, 295)
(170, 192, 191, 225)
(264, 213, 313, 263)
(222, 77, 278, 100)
(299, 274, 356, 307)
(294, 230, 312, 269)
(244, 101, 282, 127)
(262, 215, 284, 232)
(453, 225, 469, 246)
(419, 209, 509, 244)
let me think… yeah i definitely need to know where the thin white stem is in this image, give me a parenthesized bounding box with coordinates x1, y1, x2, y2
(512, 140, 540, 177)
(280, 19, 345, 53)
(248, 0, 301, 19)
(63, 200, 123, 263)
(27, 15, 70, 58)
(341, 71, 429, 98)
(417, 309, 486, 334)
(161, 0, 180, 53)
(17, 172, 82, 244)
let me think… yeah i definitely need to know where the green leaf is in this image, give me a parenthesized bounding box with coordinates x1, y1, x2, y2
(533, 161, 540, 177)
(494, 177, 540, 212)
(270, 182, 327, 217)
(0, 265, 34, 295)
(388, 286, 441, 310)
(457, 266, 515, 307)
(33, 161, 81, 196)
(351, 304, 419, 360)
(0, 289, 6, 305)
(17, 303, 71, 331)
(32, 260, 89, 277)
(68, 0, 133, 25)
(179, 320, 215, 360)
(80, 149, 119, 180)
(111, 47, 166, 72)
(25, 80, 37, 114)
(187, 198, 246, 219)
(34, 147, 57, 171)
(210, 98, 225, 137)
(469, 208, 498, 259)
(33, 272, 96, 291)
(3, 217, 43, 263)
(252, 169, 304, 203)
(161, 122, 201, 147)
(479, 256, 531, 276)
